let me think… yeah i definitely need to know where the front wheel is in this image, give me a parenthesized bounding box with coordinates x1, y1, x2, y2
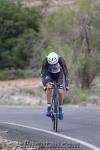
(53, 100, 58, 132)
(55, 113, 58, 132)
(52, 114, 58, 132)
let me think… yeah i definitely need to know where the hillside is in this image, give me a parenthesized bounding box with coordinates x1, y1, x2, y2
(20, 0, 76, 12)
(21, 0, 75, 7)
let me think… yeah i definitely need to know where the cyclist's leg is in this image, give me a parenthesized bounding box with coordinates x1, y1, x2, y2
(46, 82, 52, 99)
(57, 74, 64, 120)
(57, 72, 64, 105)
(58, 88, 64, 120)
(58, 89, 64, 105)
(43, 75, 53, 116)
(46, 82, 53, 116)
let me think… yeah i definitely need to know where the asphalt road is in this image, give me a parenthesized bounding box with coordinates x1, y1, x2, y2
(0, 105, 100, 150)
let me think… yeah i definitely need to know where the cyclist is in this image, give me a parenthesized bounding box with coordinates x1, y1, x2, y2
(41, 52, 69, 120)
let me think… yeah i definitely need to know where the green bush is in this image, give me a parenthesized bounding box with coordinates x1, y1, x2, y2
(64, 86, 100, 105)
(0, 0, 42, 69)
(0, 70, 7, 80)
(0, 69, 41, 80)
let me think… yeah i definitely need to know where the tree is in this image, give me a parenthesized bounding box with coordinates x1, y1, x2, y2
(71, 0, 100, 88)
(38, 7, 75, 61)
(0, 0, 42, 69)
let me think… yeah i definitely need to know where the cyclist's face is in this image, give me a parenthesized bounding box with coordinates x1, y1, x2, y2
(50, 63, 57, 67)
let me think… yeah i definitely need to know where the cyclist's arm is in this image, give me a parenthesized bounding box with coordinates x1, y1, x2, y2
(59, 57, 69, 86)
(41, 58, 47, 77)
(41, 58, 48, 86)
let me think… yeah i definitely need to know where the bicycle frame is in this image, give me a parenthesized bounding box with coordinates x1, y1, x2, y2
(51, 81, 59, 132)
(53, 83, 58, 103)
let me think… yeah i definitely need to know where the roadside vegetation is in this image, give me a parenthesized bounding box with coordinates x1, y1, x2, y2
(0, 86, 45, 105)
(64, 86, 100, 105)
(0, 0, 42, 79)
(0, 0, 100, 105)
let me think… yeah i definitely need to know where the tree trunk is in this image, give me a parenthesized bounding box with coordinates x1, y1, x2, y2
(81, 64, 91, 89)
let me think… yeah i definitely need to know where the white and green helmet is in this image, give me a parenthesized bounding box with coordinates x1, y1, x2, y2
(47, 52, 59, 64)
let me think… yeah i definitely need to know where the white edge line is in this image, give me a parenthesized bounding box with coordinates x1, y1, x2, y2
(0, 122, 100, 150)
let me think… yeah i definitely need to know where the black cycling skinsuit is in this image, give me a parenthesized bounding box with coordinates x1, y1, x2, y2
(41, 57, 69, 88)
